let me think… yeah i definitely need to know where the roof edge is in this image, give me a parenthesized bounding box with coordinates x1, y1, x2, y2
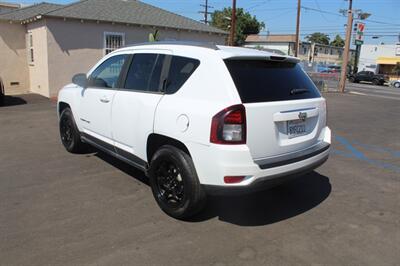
(24, 14, 228, 35)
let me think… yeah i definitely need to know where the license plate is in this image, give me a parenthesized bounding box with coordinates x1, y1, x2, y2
(287, 119, 307, 138)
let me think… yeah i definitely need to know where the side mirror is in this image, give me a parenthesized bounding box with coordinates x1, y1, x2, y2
(72, 73, 87, 88)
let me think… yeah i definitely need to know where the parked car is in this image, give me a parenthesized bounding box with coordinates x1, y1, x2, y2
(0, 78, 4, 104)
(57, 42, 331, 219)
(348, 71, 387, 85)
(317, 65, 331, 73)
(327, 65, 341, 73)
(390, 79, 400, 88)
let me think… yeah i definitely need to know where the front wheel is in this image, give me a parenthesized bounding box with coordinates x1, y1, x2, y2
(393, 82, 400, 88)
(148, 145, 206, 219)
(372, 79, 380, 85)
(59, 107, 87, 153)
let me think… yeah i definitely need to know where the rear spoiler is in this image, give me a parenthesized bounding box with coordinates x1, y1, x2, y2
(225, 55, 300, 64)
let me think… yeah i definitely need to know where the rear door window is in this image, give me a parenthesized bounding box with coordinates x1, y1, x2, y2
(224, 59, 321, 103)
(165, 56, 200, 94)
(124, 53, 166, 92)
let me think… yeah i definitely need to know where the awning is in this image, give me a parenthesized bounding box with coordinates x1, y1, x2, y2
(377, 57, 400, 65)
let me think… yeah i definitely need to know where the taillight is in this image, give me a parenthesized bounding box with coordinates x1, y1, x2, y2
(210, 104, 246, 144)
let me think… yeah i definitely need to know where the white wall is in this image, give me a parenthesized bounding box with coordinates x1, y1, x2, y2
(358, 44, 398, 73)
(27, 20, 50, 97)
(0, 21, 29, 93)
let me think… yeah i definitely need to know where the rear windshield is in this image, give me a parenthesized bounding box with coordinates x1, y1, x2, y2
(224, 59, 321, 103)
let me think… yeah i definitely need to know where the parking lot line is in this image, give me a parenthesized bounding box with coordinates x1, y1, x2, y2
(333, 135, 400, 174)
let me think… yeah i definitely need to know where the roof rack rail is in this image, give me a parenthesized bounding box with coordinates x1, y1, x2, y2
(123, 41, 219, 50)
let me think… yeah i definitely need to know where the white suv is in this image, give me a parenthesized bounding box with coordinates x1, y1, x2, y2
(57, 42, 331, 219)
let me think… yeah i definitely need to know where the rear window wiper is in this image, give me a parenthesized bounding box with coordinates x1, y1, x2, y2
(290, 88, 309, 95)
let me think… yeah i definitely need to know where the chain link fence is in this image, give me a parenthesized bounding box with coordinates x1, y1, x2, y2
(300, 61, 341, 92)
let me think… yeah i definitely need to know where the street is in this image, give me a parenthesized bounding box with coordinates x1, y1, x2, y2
(346, 82, 400, 100)
(0, 89, 399, 265)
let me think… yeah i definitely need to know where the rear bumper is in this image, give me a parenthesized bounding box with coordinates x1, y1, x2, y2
(189, 126, 331, 190)
(204, 147, 329, 195)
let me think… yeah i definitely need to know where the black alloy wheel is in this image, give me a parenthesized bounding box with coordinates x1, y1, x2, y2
(60, 114, 74, 148)
(59, 108, 87, 153)
(148, 145, 206, 219)
(154, 160, 185, 209)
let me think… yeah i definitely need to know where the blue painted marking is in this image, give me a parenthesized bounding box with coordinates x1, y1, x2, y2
(330, 149, 355, 159)
(351, 140, 400, 158)
(335, 136, 368, 160)
(333, 135, 400, 174)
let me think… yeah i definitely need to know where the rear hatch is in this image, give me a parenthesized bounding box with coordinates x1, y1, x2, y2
(224, 58, 326, 160)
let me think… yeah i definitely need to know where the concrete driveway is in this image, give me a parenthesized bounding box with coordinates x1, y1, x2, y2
(0, 92, 399, 265)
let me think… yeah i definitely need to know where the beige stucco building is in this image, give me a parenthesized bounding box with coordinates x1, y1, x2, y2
(0, 0, 227, 98)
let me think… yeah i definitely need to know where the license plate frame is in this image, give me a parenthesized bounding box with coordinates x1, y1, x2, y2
(287, 119, 307, 139)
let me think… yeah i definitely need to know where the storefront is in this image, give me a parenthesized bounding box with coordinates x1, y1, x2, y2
(377, 57, 400, 80)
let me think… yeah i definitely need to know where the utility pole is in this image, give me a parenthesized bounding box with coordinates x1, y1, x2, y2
(229, 0, 237, 46)
(338, 0, 353, 93)
(199, 0, 213, 24)
(294, 0, 301, 57)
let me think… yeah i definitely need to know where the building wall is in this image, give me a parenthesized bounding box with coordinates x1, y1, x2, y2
(27, 20, 50, 97)
(297, 43, 355, 65)
(358, 44, 399, 73)
(244, 42, 293, 55)
(45, 18, 226, 97)
(244, 41, 352, 65)
(0, 21, 29, 93)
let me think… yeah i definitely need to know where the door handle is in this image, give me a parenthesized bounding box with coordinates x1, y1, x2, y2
(100, 97, 110, 103)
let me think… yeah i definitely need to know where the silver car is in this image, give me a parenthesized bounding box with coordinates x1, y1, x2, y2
(390, 79, 400, 88)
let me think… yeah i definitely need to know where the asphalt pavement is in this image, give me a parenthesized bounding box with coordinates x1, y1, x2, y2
(0, 91, 399, 265)
(346, 82, 400, 100)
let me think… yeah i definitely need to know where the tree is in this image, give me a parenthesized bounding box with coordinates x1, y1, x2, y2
(330, 34, 345, 47)
(306, 32, 330, 45)
(211, 7, 265, 46)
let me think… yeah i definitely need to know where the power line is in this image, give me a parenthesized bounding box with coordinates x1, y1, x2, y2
(301, 5, 400, 26)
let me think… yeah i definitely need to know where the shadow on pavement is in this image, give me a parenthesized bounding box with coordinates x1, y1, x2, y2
(191, 172, 331, 226)
(95, 151, 149, 186)
(95, 150, 331, 226)
(0, 95, 27, 107)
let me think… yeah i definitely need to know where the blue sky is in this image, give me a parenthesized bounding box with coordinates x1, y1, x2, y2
(8, 0, 400, 45)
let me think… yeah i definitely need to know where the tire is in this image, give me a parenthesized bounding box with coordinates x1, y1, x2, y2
(372, 79, 379, 85)
(349, 77, 355, 83)
(148, 145, 206, 219)
(394, 82, 400, 88)
(59, 107, 87, 153)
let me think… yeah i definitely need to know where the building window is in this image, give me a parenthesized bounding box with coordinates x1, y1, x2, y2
(28, 32, 34, 64)
(104, 32, 125, 55)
